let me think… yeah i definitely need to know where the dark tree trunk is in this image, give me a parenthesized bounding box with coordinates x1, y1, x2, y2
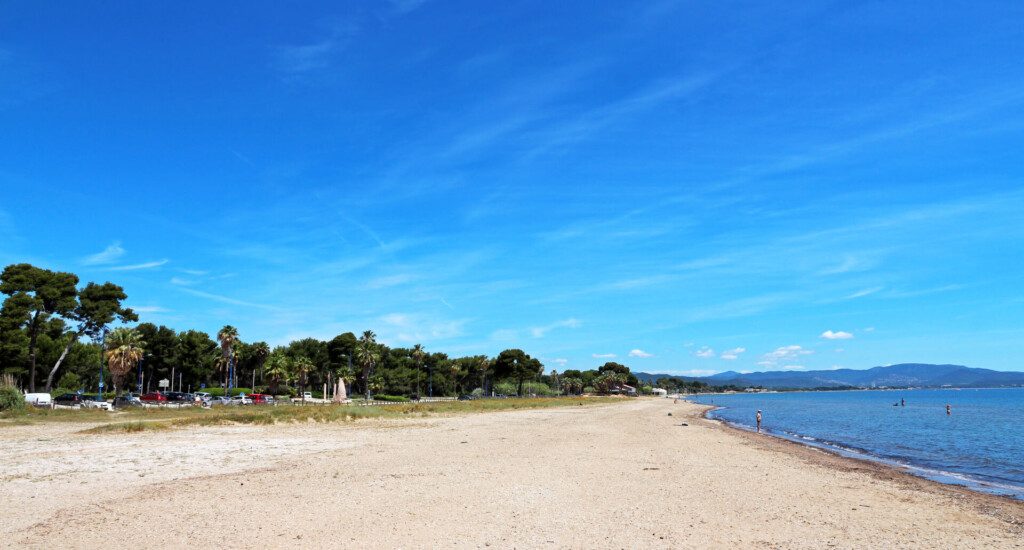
(27, 310, 40, 392)
(45, 331, 79, 392)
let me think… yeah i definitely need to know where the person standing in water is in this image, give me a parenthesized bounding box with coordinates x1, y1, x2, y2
(756, 410, 763, 432)
(946, 404, 951, 415)
(901, 398, 905, 407)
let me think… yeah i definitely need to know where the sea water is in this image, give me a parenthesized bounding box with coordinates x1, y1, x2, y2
(688, 388, 1024, 499)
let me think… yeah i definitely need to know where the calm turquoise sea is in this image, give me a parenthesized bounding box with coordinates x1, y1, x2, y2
(688, 388, 1024, 499)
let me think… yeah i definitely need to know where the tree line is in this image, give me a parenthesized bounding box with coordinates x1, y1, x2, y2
(0, 263, 645, 398)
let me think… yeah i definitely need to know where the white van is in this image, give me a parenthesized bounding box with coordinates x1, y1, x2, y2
(24, 393, 52, 408)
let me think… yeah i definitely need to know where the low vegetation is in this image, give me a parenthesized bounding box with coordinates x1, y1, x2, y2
(3, 396, 623, 433)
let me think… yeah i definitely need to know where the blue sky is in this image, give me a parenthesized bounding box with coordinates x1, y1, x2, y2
(2, 1, 1023, 375)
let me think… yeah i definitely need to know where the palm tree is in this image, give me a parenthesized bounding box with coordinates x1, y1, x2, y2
(105, 327, 145, 395)
(356, 330, 380, 401)
(448, 360, 461, 395)
(477, 356, 490, 394)
(263, 351, 292, 393)
(293, 357, 313, 398)
(251, 341, 270, 383)
(216, 325, 239, 389)
(411, 343, 425, 395)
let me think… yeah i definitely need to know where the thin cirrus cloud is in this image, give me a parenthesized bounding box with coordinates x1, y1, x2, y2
(176, 287, 279, 311)
(130, 305, 167, 313)
(628, 349, 653, 358)
(694, 346, 715, 359)
(530, 318, 581, 338)
(82, 242, 125, 265)
(821, 330, 854, 340)
(365, 273, 417, 290)
(107, 259, 168, 271)
(592, 353, 617, 359)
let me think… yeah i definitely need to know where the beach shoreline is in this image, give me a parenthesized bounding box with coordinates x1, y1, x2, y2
(693, 390, 1024, 502)
(696, 402, 1024, 523)
(5, 399, 1022, 548)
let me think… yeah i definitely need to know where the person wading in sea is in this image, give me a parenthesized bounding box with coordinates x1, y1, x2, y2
(946, 404, 951, 415)
(756, 410, 762, 432)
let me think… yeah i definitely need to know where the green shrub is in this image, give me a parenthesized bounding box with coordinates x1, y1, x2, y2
(202, 387, 253, 397)
(373, 394, 410, 402)
(56, 372, 83, 393)
(0, 386, 25, 412)
(492, 381, 557, 397)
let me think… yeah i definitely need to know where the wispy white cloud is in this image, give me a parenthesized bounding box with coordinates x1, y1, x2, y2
(108, 259, 168, 271)
(684, 293, 795, 322)
(525, 75, 719, 157)
(272, 23, 357, 76)
(845, 287, 883, 299)
(552, 358, 568, 366)
(490, 329, 520, 342)
(274, 40, 338, 74)
(365, 273, 417, 289)
(759, 345, 813, 367)
(629, 349, 653, 358)
(177, 287, 279, 310)
(720, 347, 746, 360)
(694, 346, 715, 359)
(592, 353, 617, 359)
(82, 242, 125, 265)
(821, 330, 854, 340)
(818, 251, 888, 276)
(677, 369, 717, 377)
(885, 285, 964, 298)
(130, 305, 167, 313)
(378, 312, 465, 344)
(530, 318, 581, 338)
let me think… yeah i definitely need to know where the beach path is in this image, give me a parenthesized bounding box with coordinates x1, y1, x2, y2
(3, 399, 1022, 548)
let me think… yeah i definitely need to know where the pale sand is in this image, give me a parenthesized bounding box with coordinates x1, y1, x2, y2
(3, 399, 1022, 549)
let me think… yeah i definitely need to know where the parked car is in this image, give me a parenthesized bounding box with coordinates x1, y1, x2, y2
(113, 394, 143, 408)
(164, 391, 194, 403)
(24, 392, 52, 407)
(249, 393, 275, 404)
(140, 392, 168, 404)
(458, 394, 475, 401)
(302, 392, 313, 401)
(53, 393, 89, 407)
(231, 393, 253, 405)
(82, 398, 113, 411)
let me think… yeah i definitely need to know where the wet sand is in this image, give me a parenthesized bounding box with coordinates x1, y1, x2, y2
(3, 399, 1022, 548)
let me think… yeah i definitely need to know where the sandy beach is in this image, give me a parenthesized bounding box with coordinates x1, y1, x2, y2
(3, 399, 1022, 549)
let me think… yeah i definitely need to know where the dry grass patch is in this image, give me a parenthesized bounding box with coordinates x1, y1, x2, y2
(69, 397, 621, 434)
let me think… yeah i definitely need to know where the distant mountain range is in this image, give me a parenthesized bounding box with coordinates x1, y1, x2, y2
(634, 363, 1024, 389)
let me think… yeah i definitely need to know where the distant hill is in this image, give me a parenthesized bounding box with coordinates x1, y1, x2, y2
(634, 363, 1024, 389)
